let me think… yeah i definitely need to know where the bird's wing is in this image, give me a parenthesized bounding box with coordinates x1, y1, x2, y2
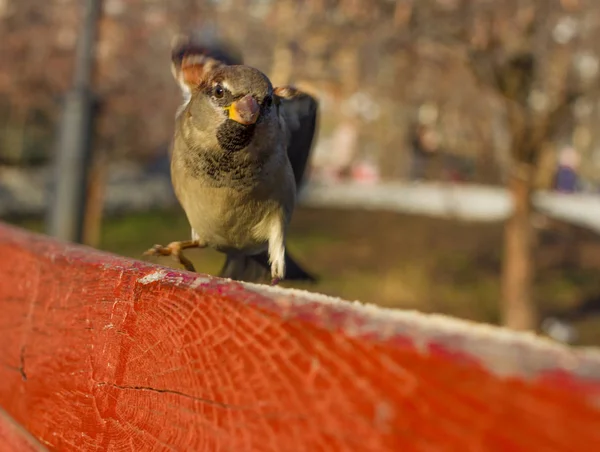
(274, 86, 319, 190)
(170, 33, 243, 110)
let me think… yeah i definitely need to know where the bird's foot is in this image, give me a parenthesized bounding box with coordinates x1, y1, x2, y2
(270, 277, 281, 286)
(143, 240, 204, 273)
(143, 243, 175, 257)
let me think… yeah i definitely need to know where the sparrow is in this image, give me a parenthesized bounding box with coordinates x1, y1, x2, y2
(144, 34, 318, 285)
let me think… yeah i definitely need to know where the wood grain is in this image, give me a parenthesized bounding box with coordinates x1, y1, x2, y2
(0, 222, 600, 451)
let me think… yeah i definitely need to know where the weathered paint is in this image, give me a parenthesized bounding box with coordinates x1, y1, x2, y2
(0, 222, 599, 451)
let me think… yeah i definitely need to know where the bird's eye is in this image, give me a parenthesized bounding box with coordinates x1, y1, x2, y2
(214, 84, 224, 99)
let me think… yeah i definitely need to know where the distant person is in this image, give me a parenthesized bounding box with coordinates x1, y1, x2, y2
(409, 124, 439, 181)
(553, 146, 581, 193)
(442, 154, 475, 184)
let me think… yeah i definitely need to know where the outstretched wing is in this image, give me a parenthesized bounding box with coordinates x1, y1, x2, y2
(274, 86, 319, 190)
(170, 33, 243, 113)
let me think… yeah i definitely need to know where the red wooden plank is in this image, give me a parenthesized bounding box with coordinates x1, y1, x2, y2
(0, 221, 600, 451)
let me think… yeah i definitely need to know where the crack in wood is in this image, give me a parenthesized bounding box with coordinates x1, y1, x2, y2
(95, 382, 237, 409)
(18, 346, 27, 381)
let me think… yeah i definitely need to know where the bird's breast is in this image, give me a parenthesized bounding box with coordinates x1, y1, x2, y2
(170, 133, 296, 253)
(178, 182, 287, 253)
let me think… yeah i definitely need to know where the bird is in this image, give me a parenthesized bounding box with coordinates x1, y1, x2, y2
(143, 33, 319, 285)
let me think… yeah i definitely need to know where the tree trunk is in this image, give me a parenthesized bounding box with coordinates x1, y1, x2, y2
(501, 166, 537, 330)
(82, 150, 107, 248)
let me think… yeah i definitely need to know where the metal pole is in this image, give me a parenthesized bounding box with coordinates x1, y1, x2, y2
(46, 0, 102, 242)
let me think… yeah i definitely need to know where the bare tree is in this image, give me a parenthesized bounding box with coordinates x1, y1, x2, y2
(464, 0, 600, 329)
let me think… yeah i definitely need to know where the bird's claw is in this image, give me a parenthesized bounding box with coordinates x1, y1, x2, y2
(143, 241, 198, 273)
(270, 277, 281, 286)
(143, 244, 174, 257)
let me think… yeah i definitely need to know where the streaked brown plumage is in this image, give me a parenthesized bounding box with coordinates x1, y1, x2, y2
(144, 34, 318, 285)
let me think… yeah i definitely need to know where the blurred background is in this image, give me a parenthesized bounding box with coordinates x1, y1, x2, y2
(2, 0, 600, 345)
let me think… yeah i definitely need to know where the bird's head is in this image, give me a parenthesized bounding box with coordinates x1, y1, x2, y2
(182, 65, 279, 153)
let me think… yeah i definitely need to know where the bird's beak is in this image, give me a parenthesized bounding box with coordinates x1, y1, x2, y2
(226, 94, 260, 125)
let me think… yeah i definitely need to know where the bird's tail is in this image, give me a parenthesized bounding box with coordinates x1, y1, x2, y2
(219, 250, 317, 284)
